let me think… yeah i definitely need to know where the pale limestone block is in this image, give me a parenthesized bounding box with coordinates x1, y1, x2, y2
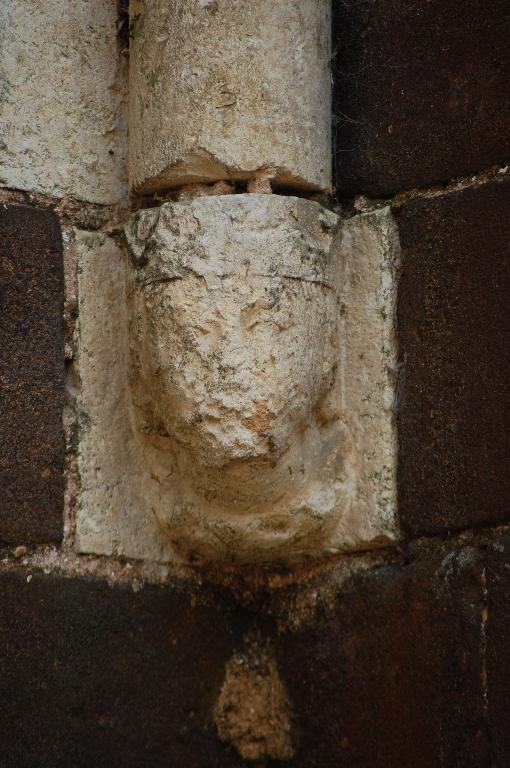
(333, 208, 401, 550)
(74, 231, 171, 561)
(76, 197, 400, 565)
(0, 2, 128, 204)
(129, 0, 331, 194)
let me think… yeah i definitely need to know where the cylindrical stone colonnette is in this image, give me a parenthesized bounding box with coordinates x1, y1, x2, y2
(129, 0, 331, 194)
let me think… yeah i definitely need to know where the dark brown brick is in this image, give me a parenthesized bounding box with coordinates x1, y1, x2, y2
(397, 179, 510, 537)
(0, 205, 65, 543)
(276, 549, 487, 768)
(0, 551, 490, 768)
(332, 0, 510, 197)
(0, 571, 248, 768)
(486, 537, 510, 767)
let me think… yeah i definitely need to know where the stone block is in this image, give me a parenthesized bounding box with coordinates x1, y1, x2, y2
(0, 549, 488, 767)
(486, 537, 510, 767)
(0, 1, 128, 204)
(0, 570, 245, 768)
(129, 0, 331, 193)
(276, 548, 488, 767)
(332, 0, 510, 196)
(76, 195, 400, 564)
(397, 178, 510, 537)
(0, 205, 65, 544)
(74, 230, 171, 562)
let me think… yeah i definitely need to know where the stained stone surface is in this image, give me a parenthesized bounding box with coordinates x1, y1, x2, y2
(332, 0, 510, 196)
(276, 547, 488, 767)
(129, 0, 331, 193)
(0, 546, 490, 767)
(0, 0, 128, 204)
(0, 205, 65, 544)
(0, 570, 246, 768)
(76, 195, 400, 564)
(397, 178, 510, 537)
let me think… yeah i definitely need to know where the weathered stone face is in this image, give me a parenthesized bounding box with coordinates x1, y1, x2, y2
(126, 197, 338, 505)
(125, 196, 343, 560)
(76, 195, 400, 565)
(120, 195, 399, 563)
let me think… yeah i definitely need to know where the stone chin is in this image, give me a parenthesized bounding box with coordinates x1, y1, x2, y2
(125, 195, 342, 559)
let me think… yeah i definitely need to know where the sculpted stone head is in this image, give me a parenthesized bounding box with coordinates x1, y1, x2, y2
(125, 195, 342, 559)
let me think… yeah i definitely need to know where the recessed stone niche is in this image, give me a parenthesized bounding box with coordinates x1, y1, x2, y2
(75, 195, 400, 564)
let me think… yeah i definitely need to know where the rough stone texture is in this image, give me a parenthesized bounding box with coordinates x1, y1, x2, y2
(276, 548, 488, 767)
(125, 195, 344, 563)
(129, 0, 331, 194)
(0, 205, 64, 544)
(0, 570, 246, 768)
(74, 231, 171, 562)
(486, 537, 510, 767)
(75, 195, 398, 564)
(337, 207, 400, 550)
(0, 1, 128, 204)
(332, 0, 510, 196)
(214, 640, 294, 761)
(397, 178, 510, 538)
(0, 548, 491, 767)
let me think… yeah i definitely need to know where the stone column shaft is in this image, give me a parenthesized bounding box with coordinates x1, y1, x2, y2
(129, 0, 331, 194)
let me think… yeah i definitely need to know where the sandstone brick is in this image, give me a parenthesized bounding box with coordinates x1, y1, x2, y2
(276, 548, 488, 767)
(0, 570, 245, 768)
(397, 178, 510, 537)
(332, 0, 510, 196)
(0, 205, 64, 544)
(0, 1, 128, 204)
(0, 549, 488, 767)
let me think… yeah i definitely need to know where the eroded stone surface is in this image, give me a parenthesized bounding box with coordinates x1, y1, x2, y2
(129, 0, 331, 193)
(74, 230, 171, 561)
(214, 640, 294, 761)
(486, 537, 510, 767)
(77, 196, 399, 564)
(0, 548, 490, 767)
(275, 547, 488, 767)
(0, 1, 128, 204)
(0, 569, 245, 768)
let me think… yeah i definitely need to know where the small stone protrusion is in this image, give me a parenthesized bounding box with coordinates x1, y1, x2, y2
(247, 176, 273, 194)
(214, 637, 294, 762)
(12, 545, 29, 559)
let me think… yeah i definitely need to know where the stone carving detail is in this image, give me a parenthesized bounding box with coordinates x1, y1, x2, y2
(76, 195, 399, 565)
(125, 195, 343, 561)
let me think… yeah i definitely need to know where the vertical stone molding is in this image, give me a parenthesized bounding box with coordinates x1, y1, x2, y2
(75, 230, 170, 562)
(129, 0, 331, 194)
